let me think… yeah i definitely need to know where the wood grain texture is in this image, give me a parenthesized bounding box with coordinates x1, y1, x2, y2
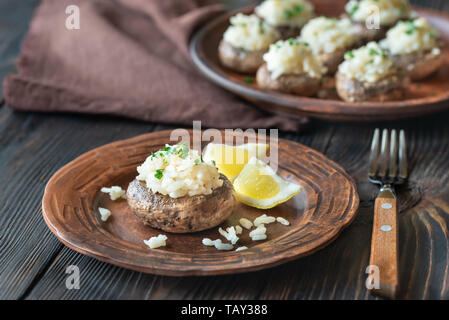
(190, 0, 449, 121)
(0, 0, 448, 300)
(41, 129, 359, 276)
(369, 195, 398, 298)
(0, 108, 153, 299)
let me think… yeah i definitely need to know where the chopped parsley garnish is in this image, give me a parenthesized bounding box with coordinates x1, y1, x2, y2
(243, 76, 254, 84)
(154, 169, 165, 179)
(348, 4, 359, 17)
(286, 39, 307, 46)
(345, 51, 355, 59)
(258, 21, 265, 34)
(284, 9, 293, 19)
(293, 4, 303, 13)
(150, 143, 190, 161)
(174, 142, 189, 159)
(369, 48, 380, 56)
(284, 4, 303, 19)
(404, 21, 418, 35)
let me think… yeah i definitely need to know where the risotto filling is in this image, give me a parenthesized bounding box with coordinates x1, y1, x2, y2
(136, 143, 223, 198)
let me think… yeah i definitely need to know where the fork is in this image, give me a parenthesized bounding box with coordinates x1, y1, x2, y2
(367, 128, 408, 299)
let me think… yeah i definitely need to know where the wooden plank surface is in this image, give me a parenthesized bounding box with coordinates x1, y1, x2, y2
(0, 0, 448, 300)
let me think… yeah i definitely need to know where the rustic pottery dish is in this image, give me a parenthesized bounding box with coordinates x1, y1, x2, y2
(190, 0, 449, 121)
(42, 130, 359, 276)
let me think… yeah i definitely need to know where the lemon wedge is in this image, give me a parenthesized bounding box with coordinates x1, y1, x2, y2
(233, 157, 302, 209)
(203, 143, 269, 181)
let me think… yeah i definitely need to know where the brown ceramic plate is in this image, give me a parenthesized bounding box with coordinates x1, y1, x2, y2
(42, 130, 359, 276)
(190, 0, 449, 121)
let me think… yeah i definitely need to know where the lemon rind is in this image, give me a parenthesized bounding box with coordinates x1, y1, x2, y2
(235, 185, 302, 209)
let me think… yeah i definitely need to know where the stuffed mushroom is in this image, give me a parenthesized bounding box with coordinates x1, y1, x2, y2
(380, 18, 445, 80)
(256, 39, 327, 96)
(219, 13, 279, 73)
(299, 17, 358, 74)
(345, 0, 411, 44)
(127, 143, 235, 233)
(255, 0, 315, 39)
(336, 42, 409, 102)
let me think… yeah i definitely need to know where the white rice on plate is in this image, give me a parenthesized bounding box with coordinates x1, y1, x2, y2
(144, 234, 167, 249)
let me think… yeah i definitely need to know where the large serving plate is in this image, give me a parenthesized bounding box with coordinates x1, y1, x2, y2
(42, 130, 359, 276)
(190, 0, 449, 121)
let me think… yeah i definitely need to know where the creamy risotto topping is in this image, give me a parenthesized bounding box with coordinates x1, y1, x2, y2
(300, 17, 356, 54)
(263, 39, 326, 79)
(345, 0, 410, 26)
(255, 0, 315, 28)
(338, 42, 397, 83)
(223, 13, 279, 51)
(380, 18, 440, 55)
(136, 143, 223, 198)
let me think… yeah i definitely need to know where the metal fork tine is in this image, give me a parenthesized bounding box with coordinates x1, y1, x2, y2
(368, 128, 380, 177)
(378, 129, 389, 178)
(389, 129, 398, 180)
(399, 130, 408, 179)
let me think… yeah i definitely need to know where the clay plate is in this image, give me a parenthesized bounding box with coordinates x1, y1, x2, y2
(190, 0, 449, 121)
(42, 130, 359, 276)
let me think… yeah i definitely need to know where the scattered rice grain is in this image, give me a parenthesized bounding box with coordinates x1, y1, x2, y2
(254, 214, 275, 226)
(251, 234, 267, 241)
(144, 234, 167, 249)
(101, 186, 126, 200)
(249, 225, 267, 237)
(235, 225, 243, 234)
(276, 217, 290, 226)
(225, 226, 239, 244)
(219, 227, 230, 239)
(239, 218, 253, 229)
(214, 239, 234, 250)
(202, 238, 215, 246)
(98, 207, 111, 222)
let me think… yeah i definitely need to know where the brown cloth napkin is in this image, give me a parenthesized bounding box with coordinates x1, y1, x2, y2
(3, 0, 307, 131)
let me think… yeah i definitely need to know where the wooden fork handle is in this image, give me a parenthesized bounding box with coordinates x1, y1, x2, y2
(369, 189, 398, 299)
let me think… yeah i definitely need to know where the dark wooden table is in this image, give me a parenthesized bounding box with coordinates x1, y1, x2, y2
(1, 0, 448, 300)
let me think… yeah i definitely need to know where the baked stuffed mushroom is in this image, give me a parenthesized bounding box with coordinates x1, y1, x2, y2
(219, 13, 279, 73)
(380, 18, 445, 80)
(336, 42, 409, 102)
(256, 39, 327, 95)
(345, 0, 411, 44)
(255, 0, 315, 39)
(299, 17, 357, 74)
(127, 143, 235, 233)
